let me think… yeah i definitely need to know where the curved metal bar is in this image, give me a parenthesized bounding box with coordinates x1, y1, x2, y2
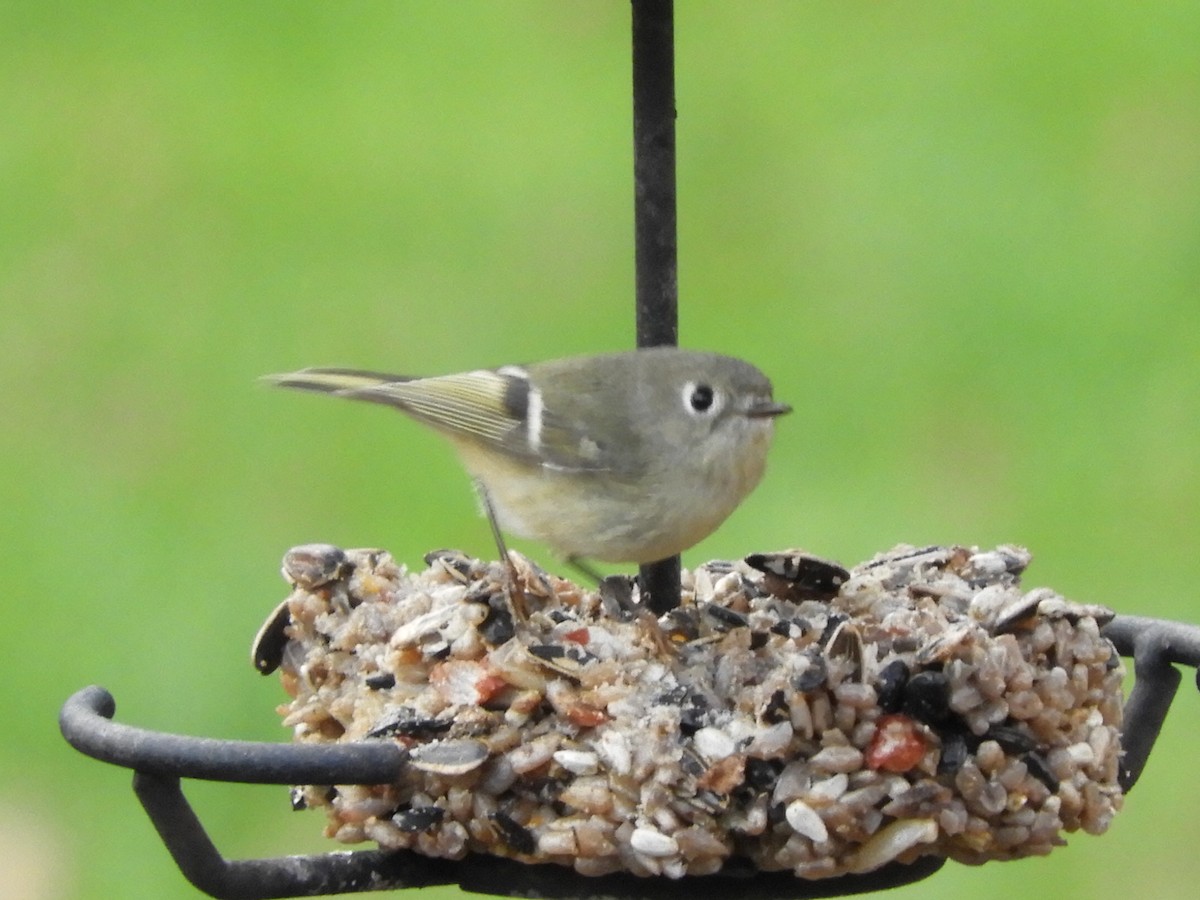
(1101, 615, 1200, 791)
(59, 685, 406, 785)
(1101, 615, 1200, 665)
(132, 772, 459, 899)
(131, 768, 942, 900)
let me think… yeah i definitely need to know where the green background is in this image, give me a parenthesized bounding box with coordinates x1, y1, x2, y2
(4, 2, 1198, 898)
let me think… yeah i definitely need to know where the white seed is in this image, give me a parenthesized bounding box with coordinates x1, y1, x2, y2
(693, 726, 736, 762)
(408, 739, 489, 775)
(784, 799, 828, 842)
(387, 604, 456, 648)
(771, 760, 811, 805)
(630, 826, 678, 857)
(1067, 741, 1096, 767)
(595, 729, 632, 775)
(966, 551, 1011, 578)
(809, 745, 864, 773)
(806, 773, 849, 805)
(507, 733, 560, 774)
(558, 775, 612, 815)
(537, 828, 579, 856)
(748, 720, 793, 757)
(847, 818, 938, 874)
(552, 749, 599, 775)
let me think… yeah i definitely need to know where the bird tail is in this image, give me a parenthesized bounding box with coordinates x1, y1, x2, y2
(264, 367, 415, 406)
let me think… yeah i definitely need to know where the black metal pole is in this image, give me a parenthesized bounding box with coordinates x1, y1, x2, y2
(632, 0, 681, 614)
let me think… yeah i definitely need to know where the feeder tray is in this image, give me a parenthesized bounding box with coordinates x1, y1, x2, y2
(59, 545, 1200, 899)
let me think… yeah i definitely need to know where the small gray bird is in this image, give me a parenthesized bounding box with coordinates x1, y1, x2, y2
(267, 347, 790, 566)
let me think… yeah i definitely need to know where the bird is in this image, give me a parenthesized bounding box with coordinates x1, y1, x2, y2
(266, 347, 790, 569)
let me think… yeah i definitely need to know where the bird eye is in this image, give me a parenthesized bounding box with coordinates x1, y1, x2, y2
(685, 382, 716, 414)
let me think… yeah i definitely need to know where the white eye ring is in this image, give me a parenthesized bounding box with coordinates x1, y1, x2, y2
(682, 381, 720, 416)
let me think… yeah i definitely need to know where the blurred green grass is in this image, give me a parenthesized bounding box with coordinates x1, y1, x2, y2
(3, 2, 1198, 898)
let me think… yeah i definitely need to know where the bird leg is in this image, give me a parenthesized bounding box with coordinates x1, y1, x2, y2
(476, 483, 528, 621)
(565, 556, 605, 586)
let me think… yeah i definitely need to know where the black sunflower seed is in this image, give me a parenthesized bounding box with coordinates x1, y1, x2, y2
(393, 806, 446, 833)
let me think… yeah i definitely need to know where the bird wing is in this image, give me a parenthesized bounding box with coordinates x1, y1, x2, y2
(268, 366, 616, 472)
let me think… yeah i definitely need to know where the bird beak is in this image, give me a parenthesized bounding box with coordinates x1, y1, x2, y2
(745, 399, 792, 418)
